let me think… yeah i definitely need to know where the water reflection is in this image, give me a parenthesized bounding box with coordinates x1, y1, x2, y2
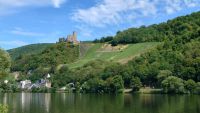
(0, 93, 199, 113)
(3, 93, 8, 105)
(20, 93, 31, 113)
(44, 93, 51, 113)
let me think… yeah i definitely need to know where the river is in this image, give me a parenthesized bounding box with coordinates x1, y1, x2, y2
(0, 93, 199, 113)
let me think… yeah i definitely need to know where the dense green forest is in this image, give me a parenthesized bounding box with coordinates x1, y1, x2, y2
(113, 12, 200, 44)
(8, 43, 53, 60)
(11, 43, 79, 72)
(0, 49, 11, 79)
(1, 11, 200, 94)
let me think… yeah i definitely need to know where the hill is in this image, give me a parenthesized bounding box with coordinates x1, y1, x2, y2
(68, 42, 160, 68)
(5, 11, 200, 94)
(11, 43, 79, 72)
(62, 11, 200, 93)
(12, 42, 160, 71)
(95, 11, 200, 46)
(8, 43, 54, 60)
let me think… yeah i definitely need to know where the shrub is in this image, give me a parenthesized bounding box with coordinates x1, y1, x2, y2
(196, 82, 200, 94)
(161, 76, 185, 94)
(185, 79, 197, 93)
(0, 104, 8, 113)
(131, 77, 142, 91)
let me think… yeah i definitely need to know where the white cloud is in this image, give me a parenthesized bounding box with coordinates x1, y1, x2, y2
(0, 0, 66, 15)
(52, 0, 66, 8)
(75, 25, 93, 38)
(10, 27, 45, 37)
(72, 0, 200, 27)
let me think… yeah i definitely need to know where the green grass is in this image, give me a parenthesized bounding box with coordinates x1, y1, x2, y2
(68, 42, 160, 68)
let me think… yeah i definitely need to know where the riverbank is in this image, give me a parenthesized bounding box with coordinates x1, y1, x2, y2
(138, 88, 162, 94)
(124, 88, 163, 94)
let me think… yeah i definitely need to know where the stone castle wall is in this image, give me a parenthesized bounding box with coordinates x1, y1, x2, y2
(66, 31, 79, 44)
(59, 31, 80, 44)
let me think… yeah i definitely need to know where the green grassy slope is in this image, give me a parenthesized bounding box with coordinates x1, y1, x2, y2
(8, 43, 54, 60)
(10, 42, 160, 70)
(68, 42, 160, 68)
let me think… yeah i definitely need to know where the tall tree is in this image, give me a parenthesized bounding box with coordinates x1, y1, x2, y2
(0, 49, 11, 79)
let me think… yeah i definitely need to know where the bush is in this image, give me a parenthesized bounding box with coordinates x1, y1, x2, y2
(157, 70, 172, 82)
(185, 79, 196, 93)
(106, 75, 124, 93)
(110, 40, 118, 46)
(131, 77, 142, 91)
(161, 76, 185, 94)
(0, 104, 8, 113)
(81, 78, 105, 93)
(195, 82, 200, 94)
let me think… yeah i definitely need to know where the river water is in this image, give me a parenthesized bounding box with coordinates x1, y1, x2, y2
(0, 93, 199, 113)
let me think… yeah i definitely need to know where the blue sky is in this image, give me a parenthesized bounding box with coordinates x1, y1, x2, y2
(0, 0, 200, 50)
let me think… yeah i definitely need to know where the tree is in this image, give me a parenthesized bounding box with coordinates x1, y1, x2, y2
(110, 40, 118, 46)
(196, 82, 200, 94)
(81, 78, 105, 93)
(0, 104, 8, 113)
(131, 77, 142, 91)
(161, 76, 185, 93)
(0, 49, 11, 79)
(112, 75, 124, 91)
(157, 70, 172, 86)
(185, 79, 197, 93)
(52, 66, 73, 87)
(106, 75, 124, 93)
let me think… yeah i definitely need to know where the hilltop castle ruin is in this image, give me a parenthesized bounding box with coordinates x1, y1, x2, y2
(59, 31, 80, 45)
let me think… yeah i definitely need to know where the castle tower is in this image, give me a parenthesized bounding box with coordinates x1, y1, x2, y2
(73, 31, 77, 41)
(67, 35, 72, 42)
(65, 31, 79, 45)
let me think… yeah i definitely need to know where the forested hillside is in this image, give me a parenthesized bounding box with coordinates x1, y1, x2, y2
(64, 11, 200, 93)
(104, 12, 200, 45)
(8, 43, 53, 60)
(128, 30, 200, 87)
(88, 11, 200, 93)
(11, 43, 79, 72)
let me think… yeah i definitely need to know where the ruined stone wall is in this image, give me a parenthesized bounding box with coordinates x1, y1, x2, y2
(59, 31, 79, 44)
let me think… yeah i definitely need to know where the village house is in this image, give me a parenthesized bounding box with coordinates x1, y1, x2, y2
(20, 80, 32, 89)
(19, 73, 52, 90)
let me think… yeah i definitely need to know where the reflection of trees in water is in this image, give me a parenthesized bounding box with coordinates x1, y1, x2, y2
(122, 94, 163, 113)
(0, 93, 199, 113)
(140, 94, 164, 111)
(55, 94, 124, 113)
(157, 95, 200, 113)
(123, 94, 134, 108)
(122, 94, 200, 113)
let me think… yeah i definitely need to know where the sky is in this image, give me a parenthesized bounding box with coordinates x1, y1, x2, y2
(0, 0, 200, 50)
